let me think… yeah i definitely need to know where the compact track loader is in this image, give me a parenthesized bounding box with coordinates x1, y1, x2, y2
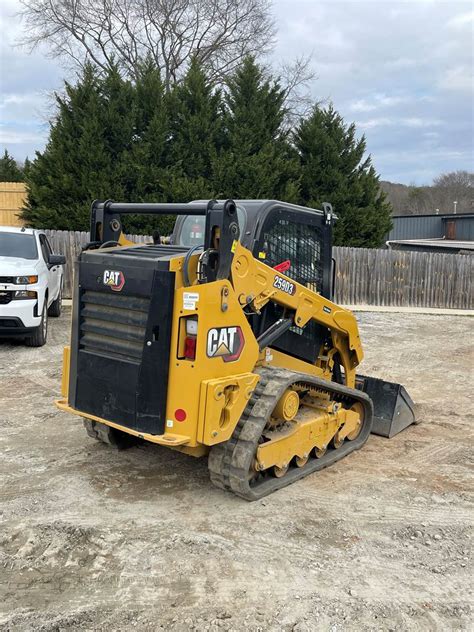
(56, 199, 416, 500)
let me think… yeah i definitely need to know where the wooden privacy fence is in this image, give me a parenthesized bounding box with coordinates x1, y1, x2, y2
(333, 246, 472, 309)
(45, 230, 473, 309)
(0, 182, 27, 227)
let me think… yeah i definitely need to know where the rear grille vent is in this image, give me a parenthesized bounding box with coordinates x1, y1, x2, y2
(79, 290, 149, 361)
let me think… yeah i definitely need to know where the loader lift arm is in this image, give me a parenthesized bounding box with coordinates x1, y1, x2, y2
(230, 241, 363, 388)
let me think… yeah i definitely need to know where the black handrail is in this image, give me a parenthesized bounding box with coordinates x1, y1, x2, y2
(92, 201, 209, 215)
(89, 199, 214, 244)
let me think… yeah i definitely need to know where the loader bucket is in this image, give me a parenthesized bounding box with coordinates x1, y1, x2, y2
(356, 375, 416, 438)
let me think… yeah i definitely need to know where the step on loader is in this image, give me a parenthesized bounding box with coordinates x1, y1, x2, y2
(56, 199, 416, 499)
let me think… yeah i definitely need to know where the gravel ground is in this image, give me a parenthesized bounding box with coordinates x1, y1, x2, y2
(0, 310, 472, 631)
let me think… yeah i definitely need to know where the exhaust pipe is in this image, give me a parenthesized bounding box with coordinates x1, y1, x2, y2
(356, 375, 416, 438)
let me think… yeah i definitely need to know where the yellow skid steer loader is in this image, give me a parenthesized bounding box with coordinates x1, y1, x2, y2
(56, 199, 415, 499)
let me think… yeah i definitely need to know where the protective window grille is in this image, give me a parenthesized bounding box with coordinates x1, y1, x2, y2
(262, 218, 323, 291)
(262, 218, 324, 343)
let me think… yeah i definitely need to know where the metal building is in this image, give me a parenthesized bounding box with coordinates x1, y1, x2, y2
(386, 213, 474, 254)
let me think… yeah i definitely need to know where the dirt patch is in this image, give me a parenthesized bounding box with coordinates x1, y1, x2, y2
(0, 311, 473, 630)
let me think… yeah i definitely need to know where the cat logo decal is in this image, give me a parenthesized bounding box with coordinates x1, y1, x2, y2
(206, 326, 244, 362)
(103, 270, 125, 292)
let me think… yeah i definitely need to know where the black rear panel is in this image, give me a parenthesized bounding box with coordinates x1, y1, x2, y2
(69, 245, 187, 434)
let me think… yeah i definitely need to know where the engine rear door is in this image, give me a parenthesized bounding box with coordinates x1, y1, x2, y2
(68, 245, 186, 434)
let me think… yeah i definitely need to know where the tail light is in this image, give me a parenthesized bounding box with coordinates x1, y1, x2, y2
(184, 317, 198, 360)
(184, 337, 196, 360)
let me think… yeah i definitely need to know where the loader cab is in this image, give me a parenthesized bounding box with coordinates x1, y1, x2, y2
(172, 201, 332, 295)
(173, 200, 333, 366)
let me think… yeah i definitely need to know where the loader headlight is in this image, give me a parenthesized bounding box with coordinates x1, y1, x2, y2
(13, 290, 37, 300)
(15, 275, 38, 284)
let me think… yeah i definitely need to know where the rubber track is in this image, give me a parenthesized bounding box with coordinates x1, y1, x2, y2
(208, 366, 374, 501)
(82, 419, 135, 449)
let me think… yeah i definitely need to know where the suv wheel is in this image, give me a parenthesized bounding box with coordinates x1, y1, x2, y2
(48, 284, 62, 317)
(25, 302, 48, 347)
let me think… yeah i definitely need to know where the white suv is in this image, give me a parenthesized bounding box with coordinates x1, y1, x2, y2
(0, 227, 66, 346)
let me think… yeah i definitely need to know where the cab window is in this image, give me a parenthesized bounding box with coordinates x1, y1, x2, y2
(253, 208, 331, 365)
(258, 214, 324, 292)
(39, 234, 52, 263)
(0, 232, 38, 260)
(177, 206, 246, 247)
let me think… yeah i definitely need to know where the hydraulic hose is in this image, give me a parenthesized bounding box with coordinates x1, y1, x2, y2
(182, 244, 204, 287)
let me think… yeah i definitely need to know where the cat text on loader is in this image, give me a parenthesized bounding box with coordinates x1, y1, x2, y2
(55, 199, 416, 500)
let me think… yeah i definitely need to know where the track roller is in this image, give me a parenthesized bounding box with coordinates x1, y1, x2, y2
(273, 464, 289, 478)
(314, 446, 327, 458)
(332, 432, 344, 449)
(295, 454, 309, 467)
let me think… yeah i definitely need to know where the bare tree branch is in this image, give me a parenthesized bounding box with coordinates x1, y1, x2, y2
(277, 54, 317, 126)
(18, 0, 276, 88)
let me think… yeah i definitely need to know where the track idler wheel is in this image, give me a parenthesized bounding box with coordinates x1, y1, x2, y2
(347, 402, 365, 440)
(273, 389, 300, 422)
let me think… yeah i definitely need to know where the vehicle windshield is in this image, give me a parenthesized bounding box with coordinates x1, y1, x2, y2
(176, 206, 246, 247)
(0, 232, 38, 260)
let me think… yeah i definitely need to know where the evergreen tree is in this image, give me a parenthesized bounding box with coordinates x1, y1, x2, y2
(0, 149, 24, 182)
(164, 58, 222, 201)
(123, 58, 173, 234)
(23, 157, 32, 179)
(21, 57, 391, 245)
(97, 66, 136, 199)
(22, 65, 136, 230)
(294, 105, 392, 247)
(213, 57, 299, 201)
(132, 58, 168, 195)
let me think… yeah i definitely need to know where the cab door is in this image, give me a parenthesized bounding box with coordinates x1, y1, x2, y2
(253, 206, 332, 365)
(39, 234, 60, 304)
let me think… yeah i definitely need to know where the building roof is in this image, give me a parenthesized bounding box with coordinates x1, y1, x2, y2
(392, 213, 474, 220)
(387, 238, 474, 251)
(440, 214, 474, 221)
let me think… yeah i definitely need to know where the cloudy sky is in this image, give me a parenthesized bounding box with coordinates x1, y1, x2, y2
(0, 0, 472, 184)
